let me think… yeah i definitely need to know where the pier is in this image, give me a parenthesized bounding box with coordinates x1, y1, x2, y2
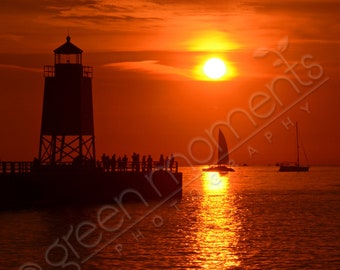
(0, 160, 182, 211)
(0, 161, 33, 174)
(0, 36, 182, 210)
(0, 160, 179, 174)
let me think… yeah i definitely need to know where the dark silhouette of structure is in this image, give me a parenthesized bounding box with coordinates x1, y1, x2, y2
(39, 36, 95, 166)
(0, 36, 182, 211)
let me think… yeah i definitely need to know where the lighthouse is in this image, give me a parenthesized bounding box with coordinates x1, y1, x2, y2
(39, 36, 95, 166)
(0, 36, 183, 211)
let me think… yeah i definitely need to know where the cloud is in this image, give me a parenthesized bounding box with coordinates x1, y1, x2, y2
(104, 60, 191, 79)
(0, 0, 339, 53)
(0, 64, 42, 73)
(245, 0, 340, 15)
(239, 0, 340, 46)
(0, 34, 23, 42)
(0, 0, 240, 33)
(0, 1, 46, 14)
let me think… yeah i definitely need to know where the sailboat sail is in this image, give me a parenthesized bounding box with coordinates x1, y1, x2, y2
(203, 128, 234, 172)
(218, 129, 229, 165)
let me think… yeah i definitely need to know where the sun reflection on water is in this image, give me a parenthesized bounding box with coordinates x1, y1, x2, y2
(194, 172, 240, 268)
(203, 172, 228, 193)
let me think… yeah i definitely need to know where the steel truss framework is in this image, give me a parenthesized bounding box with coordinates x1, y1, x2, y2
(39, 135, 95, 165)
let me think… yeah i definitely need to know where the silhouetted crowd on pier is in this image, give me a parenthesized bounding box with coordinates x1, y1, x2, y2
(99, 153, 176, 173)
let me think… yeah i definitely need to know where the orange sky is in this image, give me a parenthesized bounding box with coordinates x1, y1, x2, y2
(0, 0, 339, 165)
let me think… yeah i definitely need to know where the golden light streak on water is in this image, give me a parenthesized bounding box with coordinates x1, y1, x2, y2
(192, 171, 240, 268)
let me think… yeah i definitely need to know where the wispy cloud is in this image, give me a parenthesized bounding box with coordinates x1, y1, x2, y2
(0, 64, 42, 73)
(0, 34, 23, 42)
(44, 0, 167, 28)
(246, 0, 340, 15)
(104, 60, 192, 79)
(0, 0, 339, 53)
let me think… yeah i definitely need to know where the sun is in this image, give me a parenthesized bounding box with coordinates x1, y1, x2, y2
(203, 58, 227, 80)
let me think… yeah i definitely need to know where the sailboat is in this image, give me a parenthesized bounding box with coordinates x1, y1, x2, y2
(279, 123, 309, 172)
(203, 129, 235, 173)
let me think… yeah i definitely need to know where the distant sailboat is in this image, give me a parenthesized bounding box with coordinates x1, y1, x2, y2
(279, 123, 309, 172)
(203, 129, 235, 173)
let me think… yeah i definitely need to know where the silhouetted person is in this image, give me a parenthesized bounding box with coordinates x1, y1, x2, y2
(132, 152, 136, 171)
(136, 154, 140, 172)
(101, 153, 110, 172)
(165, 156, 169, 171)
(32, 157, 40, 172)
(72, 155, 82, 168)
(101, 153, 106, 171)
(147, 155, 153, 172)
(169, 154, 175, 172)
(122, 155, 128, 171)
(117, 157, 122, 171)
(159, 154, 164, 170)
(97, 160, 102, 170)
(142, 155, 146, 173)
(110, 154, 116, 172)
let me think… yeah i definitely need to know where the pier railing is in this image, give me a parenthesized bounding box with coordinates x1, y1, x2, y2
(97, 160, 178, 173)
(0, 161, 178, 174)
(0, 162, 33, 174)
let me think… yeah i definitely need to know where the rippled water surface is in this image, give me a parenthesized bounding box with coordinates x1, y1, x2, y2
(1, 166, 340, 269)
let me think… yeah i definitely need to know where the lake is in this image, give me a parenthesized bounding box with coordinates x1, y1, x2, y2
(1, 166, 340, 269)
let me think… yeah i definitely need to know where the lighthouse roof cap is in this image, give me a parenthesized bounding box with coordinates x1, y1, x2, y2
(53, 36, 83, 54)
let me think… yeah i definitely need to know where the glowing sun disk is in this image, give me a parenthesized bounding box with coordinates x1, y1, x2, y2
(203, 58, 227, 80)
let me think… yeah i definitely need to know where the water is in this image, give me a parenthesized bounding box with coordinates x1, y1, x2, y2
(1, 166, 340, 269)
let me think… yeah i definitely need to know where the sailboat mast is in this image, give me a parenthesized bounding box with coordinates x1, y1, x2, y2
(218, 129, 229, 165)
(296, 123, 300, 167)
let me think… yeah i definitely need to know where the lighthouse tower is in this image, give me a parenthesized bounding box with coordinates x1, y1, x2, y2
(39, 36, 95, 166)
